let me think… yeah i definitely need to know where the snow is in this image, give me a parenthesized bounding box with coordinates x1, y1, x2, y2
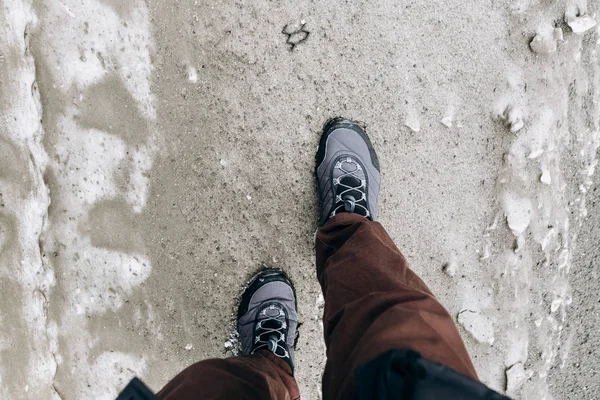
(441, 116, 453, 128)
(458, 310, 495, 345)
(540, 168, 551, 185)
(530, 28, 559, 54)
(405, 115, 421, 133)
(565, 8, 597, 35)
(505, 362, 527, 395)
(187, 66, 198, 83)
(503, 192, 533, 236)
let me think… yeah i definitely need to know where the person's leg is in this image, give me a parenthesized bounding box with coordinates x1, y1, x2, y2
(157, 351, 299, 400)
(316, 213, 477, 399)
(314, 118, 477, 400)
(157, 270, 300, 400)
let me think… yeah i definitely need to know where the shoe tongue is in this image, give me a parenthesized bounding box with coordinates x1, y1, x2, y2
(261, 319, 281, 329)
(339, 175, 361, 188)
(336, 176, 367, 216)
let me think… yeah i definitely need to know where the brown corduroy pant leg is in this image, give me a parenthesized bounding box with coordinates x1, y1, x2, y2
(316, 213, 478, 400)
(157, 213, 476, 400)
(157, 351, 299, 400)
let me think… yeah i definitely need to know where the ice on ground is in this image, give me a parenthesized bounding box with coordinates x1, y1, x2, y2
(540, 168, 551, 185)
(505, 330, 529, 367)
(502, 192, 532, 236)
(441, 104, 456, 128)
(505, 362, 528, 395)
(458, 310, 495, 345)
(528, 149, 544, 159)
(0, 0, 158, 396)
(566, 15, 597, 34)
(405, 115, 421, 132)
(495, 104, 524, 133)
(553, 27, 564, 42)
(187, 66, 198, 83)
(529, 27, 560, 54)
(565, 4, 597, 35)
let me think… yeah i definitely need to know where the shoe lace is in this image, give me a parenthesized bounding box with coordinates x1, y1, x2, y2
(252, 304, 290, 360)
(330, 157, 369, 218)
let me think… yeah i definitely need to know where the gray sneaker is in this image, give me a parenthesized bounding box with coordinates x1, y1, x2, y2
(316, 118, 381, 226)
(237, 270, 298, 373)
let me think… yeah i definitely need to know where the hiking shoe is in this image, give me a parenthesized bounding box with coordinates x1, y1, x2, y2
(316, 118, 381, 226)
(237, 270, 298, 373)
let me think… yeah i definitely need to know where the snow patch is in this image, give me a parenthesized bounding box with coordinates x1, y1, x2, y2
(540, 168, 551, 185)
(565, 4, 597, 35)
(496, 104, 525, 133)
(187, 66, 198, 83)
(405, 115, 421, 133)
(503, 192, 533, 236)
(458, 310, 495, 344)
(505, 362, 529, 395)
(83, 352, 146, 400)
(530, 27, 563, 54)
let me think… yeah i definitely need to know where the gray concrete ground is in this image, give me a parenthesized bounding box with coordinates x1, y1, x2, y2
(0, 0, 599, 399)
(547, 172, 600, 400)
